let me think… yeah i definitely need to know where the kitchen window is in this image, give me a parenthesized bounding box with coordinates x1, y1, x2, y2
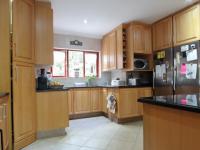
(52, 49, 99, 78)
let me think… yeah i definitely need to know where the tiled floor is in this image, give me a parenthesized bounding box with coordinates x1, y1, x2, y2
(23, 116, 143, 150)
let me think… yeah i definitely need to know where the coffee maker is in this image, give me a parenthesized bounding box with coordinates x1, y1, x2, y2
(37, 69, 48, 90)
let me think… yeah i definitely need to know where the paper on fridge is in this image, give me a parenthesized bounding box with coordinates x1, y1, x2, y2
(186, 64, 197, 79)
(161, 64, 166, 80)
(155, 65, 162, 78)
(186, 49, 197, 62)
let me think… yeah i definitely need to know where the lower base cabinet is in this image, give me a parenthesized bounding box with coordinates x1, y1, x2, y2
(69, 87, 152, 121)
(13, 62, 36, 150)
(36, 91, 69, 132)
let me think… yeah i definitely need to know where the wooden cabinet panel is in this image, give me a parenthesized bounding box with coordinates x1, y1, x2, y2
(35, 1, 53, 65)
(108, 31, 117, 70)
(37, 91, 69, 131)
(73, 89, 91, 114)
(13, 0, 35, 64)
(101, 88, 108, 114)
(101, 37, 109, 71)
(67, 90, 74, 115)
(116, 25, 123, 69)
(118, 88, 139, 118)
(133, 24, 145, 53)
(126, 24, 134, 70)
(138, 88, 152, 115)
(173, 4, 200, 46)
(90, 88, 101, 112)
(144, 26, 152, 54)
(132, 23, 152, 54)
(153, 17, 173, 50)
(13, 62, 36, 144)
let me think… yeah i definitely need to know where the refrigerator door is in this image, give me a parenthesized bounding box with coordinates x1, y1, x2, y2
(173, 41, 200, 94)
(153, 48, 174, 96)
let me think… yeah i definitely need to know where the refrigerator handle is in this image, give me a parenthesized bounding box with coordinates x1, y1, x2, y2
(173, 67, 176, 91)
(153, 68, 155, 89)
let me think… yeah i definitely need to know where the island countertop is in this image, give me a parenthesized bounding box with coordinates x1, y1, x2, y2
(138, 93, 200, 113)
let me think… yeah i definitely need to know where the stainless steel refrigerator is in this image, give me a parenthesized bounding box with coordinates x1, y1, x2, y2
(153, 41, 200, 96)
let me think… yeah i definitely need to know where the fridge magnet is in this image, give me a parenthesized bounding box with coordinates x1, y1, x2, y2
(180, 63, 186, 75)
(176, 52, 180, 64)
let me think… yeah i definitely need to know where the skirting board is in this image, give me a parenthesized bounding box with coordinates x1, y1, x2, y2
(37, 128, 66, 139)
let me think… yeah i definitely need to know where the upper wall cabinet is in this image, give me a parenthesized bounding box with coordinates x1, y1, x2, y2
(13, 0, 35, 64)
(35, 1, 53, 65)
(101, 36, 110, 71)
(101, 31, 117, 71)
(173, 4, 200, 46)
(153, 17, 173, 51)
(132, 23, 152, 54)
(108, 31, 117, 70)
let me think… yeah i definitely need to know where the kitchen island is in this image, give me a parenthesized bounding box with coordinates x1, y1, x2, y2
(138, 94, 200, 150)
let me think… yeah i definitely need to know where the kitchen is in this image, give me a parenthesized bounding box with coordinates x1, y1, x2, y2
(0, 0, 200, 150)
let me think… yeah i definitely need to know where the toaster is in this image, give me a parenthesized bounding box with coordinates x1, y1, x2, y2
(111, 80, 126, 86)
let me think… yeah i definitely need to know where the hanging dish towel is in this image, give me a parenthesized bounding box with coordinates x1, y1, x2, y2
(107, 93, 117, 114)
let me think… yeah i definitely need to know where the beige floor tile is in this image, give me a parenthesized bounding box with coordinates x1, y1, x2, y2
(80, 147, 102, 150)
(53, 143, 81, 150)
(83, 138, 110, 149)
(60, 135, 90, 146)
(106, 139, 135, 150)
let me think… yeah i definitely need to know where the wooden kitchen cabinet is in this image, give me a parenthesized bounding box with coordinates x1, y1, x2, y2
(138, 88, 152, 115)
(117, 88, 139, 118)
(35, 1, 53, 65)
(36, 91, 69, 131)
(67, 90, 74, 115)
(90, 88, 101, 112)
(73, 88, 91, 114)
(173, 4, 200, 46)
(116, 25, 124, 69)
(13, 62, 36, 149)
(101, 36, 109, 71)
(0, 95, 9, 150)
(13, 0, 35, 64)
(108, 31, 117, 70)
(153, 17, 173, 51)
(101, 88, 108, 114)
(132, 23, 152, 54)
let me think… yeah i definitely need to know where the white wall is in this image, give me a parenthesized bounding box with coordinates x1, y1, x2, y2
(54, 33, 101, 51)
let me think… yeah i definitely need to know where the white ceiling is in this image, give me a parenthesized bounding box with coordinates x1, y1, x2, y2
(51, 0, 198, 39)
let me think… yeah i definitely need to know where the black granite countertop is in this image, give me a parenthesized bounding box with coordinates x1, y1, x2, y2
(138, 93, 200, 113)
(0, 92, 9, 98)
(36, 85, 152, 92)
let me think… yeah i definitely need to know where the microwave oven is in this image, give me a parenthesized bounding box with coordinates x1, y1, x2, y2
(134, 59, 148, 70)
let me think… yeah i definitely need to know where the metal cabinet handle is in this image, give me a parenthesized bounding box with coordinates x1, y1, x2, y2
(153, 68, 155, 89)
(174, 68, 176, 91)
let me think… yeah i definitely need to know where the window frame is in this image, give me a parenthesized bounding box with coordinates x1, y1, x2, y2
(51, 49, 67, 77)
(52, 48, 99, 78)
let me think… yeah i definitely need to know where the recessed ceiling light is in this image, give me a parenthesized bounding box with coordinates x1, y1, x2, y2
(83, 19, 88, 24)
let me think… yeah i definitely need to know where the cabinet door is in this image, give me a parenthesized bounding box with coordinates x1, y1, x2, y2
(173, 4, 200, 46)
(90, 88, 101, 112)
(73, 89, 91, 114)
(108, 31, 117, 70)
(132, 24, 145, 53)
(101, 37, 109, 71)
(67, 90, 74, 115)
(35, 2, 53, 65)
(138, 88, 152, 115)
(13, 62, 36, 143)
(13, 0, 35, 63)
(101, 88, 108, 114)
(118, 89, 139, 118)
(153, 17, 173, 51)
(116, 25, 123, 69)
(145, 25, 152, 54)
